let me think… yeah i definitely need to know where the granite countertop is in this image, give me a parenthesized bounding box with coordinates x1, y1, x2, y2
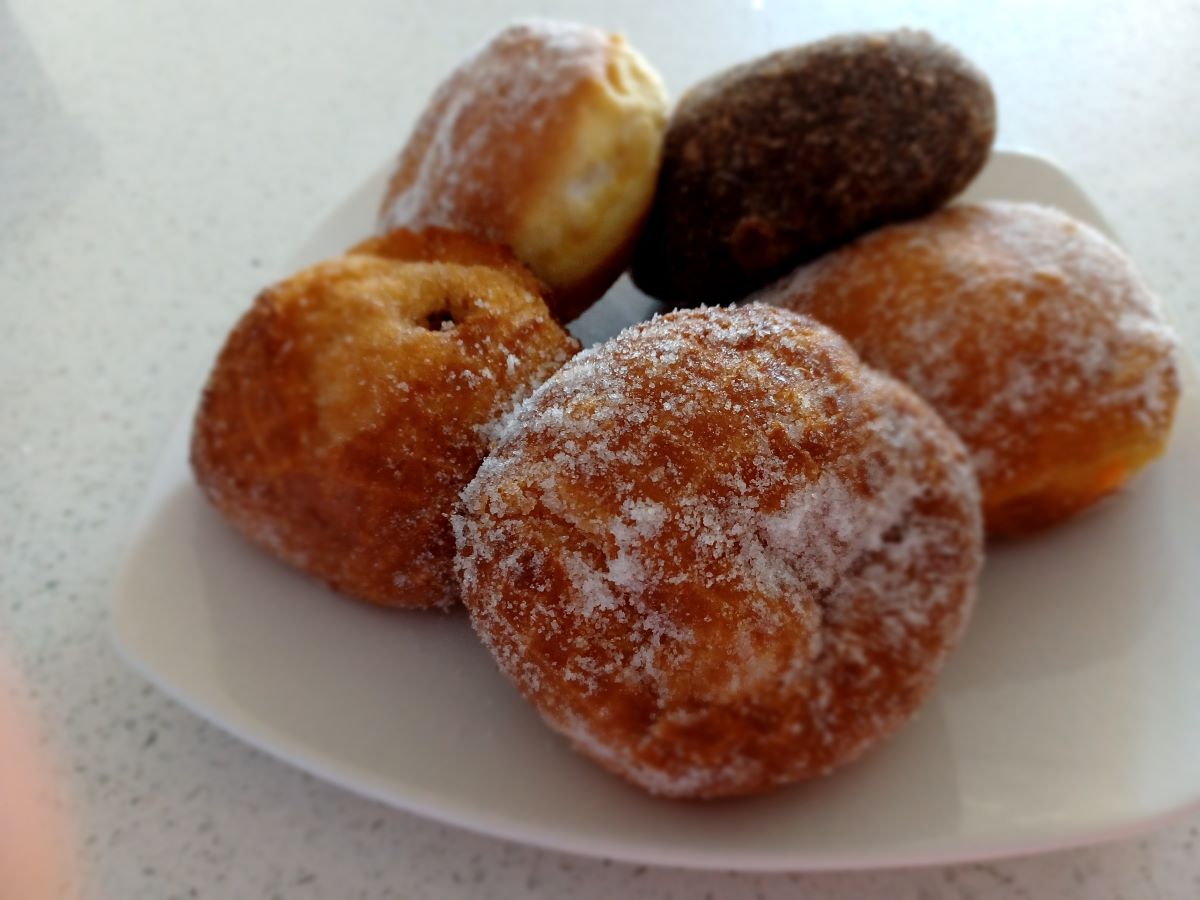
(2, 0, 1197, 896)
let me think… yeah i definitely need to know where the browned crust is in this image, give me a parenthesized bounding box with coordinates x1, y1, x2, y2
(757, 203, 1181, 536)
(377, 22, 655, 322)
(457, 306, 982, 797)
(378, 28, 600, 252)
(191, 227, 579, 608)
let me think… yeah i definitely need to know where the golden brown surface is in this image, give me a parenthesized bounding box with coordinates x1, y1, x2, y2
(757, 201, 1181, 536)
(378, 20, 668, 322)
(456, 306, 982, 798)
(191, 228, 579, 608)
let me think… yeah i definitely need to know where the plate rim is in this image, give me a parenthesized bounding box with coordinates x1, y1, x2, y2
(107, 599, 1200, 871)
(110, 147, 1200, 872)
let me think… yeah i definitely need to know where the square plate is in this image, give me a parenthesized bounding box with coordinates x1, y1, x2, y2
(111, 150, 1200, 871)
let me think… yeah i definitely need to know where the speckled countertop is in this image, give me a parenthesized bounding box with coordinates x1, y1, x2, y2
(2, 1, 1198, 897)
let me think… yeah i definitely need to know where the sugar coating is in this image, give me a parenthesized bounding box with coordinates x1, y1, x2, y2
(455, 305, 983, 797)
(631, 29, 996, 306)
(192, 230, 579, 609)
(755, 201, 1181, 532)
(378, 19, 669, 321)
(380, 20, 608, 234)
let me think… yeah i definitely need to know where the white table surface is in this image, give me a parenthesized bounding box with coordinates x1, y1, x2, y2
(3, 0, 1198, 896)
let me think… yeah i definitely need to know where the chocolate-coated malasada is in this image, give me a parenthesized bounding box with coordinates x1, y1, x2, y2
(631, 30, 996, 306)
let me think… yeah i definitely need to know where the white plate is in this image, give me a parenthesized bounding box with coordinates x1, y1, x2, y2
(111, 150, 1200, 872)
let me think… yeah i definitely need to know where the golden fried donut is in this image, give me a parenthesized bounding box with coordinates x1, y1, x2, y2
(378, 20, 669, 322)
(631, 30, 995, 307)
(455, 305, 983, 798)
(192, 228, 579, 608)
(756, 201, 1182, 536)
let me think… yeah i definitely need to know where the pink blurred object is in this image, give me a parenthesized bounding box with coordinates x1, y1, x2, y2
(0, 651, 79, 899)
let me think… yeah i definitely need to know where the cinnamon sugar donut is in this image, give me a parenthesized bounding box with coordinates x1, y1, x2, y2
(192, 228, 579, 608)
(756, 201, 1182, 536)
(379, 20, 669, 322)
(631, 30, 995, 307)
(455, 305, 983, 798)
